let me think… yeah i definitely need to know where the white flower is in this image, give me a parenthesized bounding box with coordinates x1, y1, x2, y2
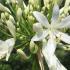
(31, 4, 70, 70)
(0, 38, 15, 61)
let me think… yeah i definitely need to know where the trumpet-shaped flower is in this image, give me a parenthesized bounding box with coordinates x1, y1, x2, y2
(31, 4, 70, 70)
(0, 38, 15, 61)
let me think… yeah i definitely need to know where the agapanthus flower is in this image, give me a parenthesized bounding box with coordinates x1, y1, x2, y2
(0, 38, 15, 61)
(31, 4, 70, 70)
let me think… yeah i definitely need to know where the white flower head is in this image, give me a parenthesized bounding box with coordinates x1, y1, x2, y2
(0, 38, 15, 61)
(31, 4, 70, 70)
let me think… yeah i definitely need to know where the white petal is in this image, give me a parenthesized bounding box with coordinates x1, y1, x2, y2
(51, 4, 59, 24)
(33, 23, 43, 32)
(42, 38, 56, 69)
(0, 38, 15, 60)
(47, 55, 67, 70)
(52, 55, 67, 70)
(6, 20, 16, 38)
(5, 38, 15, 47)
(42, 39, 67, 70)
(42, 36, 56, 56)
(33, 11, 49, 27)
(57, 16, 70, 28)
(5, 38, 15, 61)
(0, 41, 8, 52)
(6, 53, 10, 61)
(0, 41, 8, 59)
(31, 30, 48, 41)
(55, 31, 70, 44)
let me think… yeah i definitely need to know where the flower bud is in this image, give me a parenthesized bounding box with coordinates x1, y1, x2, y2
(43, 0, 49, 7)
(1, 13, 5, 20)
(6, 20, 16, 38)
(17, 0, 23, 7)
(17, 49, 29, 60)
(30, 41, 38, 54)
(19, 36, 23, 40)
(17, 7, 22, 20)
(6, 0, 11, 4)
(5, 12, 9, 18)
(17, 28, 20, 32)
(24, 6, 29, 16)
(29, 0, 41, 10)
(64, 7, 69, 14)
(28, 15, 34, 22)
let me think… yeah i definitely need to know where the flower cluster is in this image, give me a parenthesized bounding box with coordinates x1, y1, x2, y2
(0, 0, 70, 70)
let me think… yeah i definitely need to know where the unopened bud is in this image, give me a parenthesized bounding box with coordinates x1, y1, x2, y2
(19, 36, 23, 40)
(5, 12, 9, 18)
(30, 41, 38, 54)
(17, 49, 29, 60)
(1, 13, 5, 20)
(29, 0, 41, 10)
(11, 0, 17, 4)
(17, 7, 22, 20)
(24, 6, 29, 16)
(6, 20, 16, 38)
(28, 15, 34, 22)
(17, 0, 23, 7)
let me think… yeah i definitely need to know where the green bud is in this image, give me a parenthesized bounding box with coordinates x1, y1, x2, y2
(30, 41, 38, 54)
(29, 0, 41, 10)
(29, 5, 33, 11)
(6, 20, 16, 38)
(17, 22, 19, 26)
(64, 7, 69, 14)
(19, 36, 23, 40)
(28, 15, 34, 22)
(17, 0, 23, 7)
(17, 49, 29, 60)
(5, 12, 9, 18)
(17, 7, 22, 20)
(11, 0, 17, 4)
(6, 0, 11, 4)
(43, 0, 49, 6)
(1, 13, 5, 20)
(24, 6, 29, 16)
(17, 28, 20, 32)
